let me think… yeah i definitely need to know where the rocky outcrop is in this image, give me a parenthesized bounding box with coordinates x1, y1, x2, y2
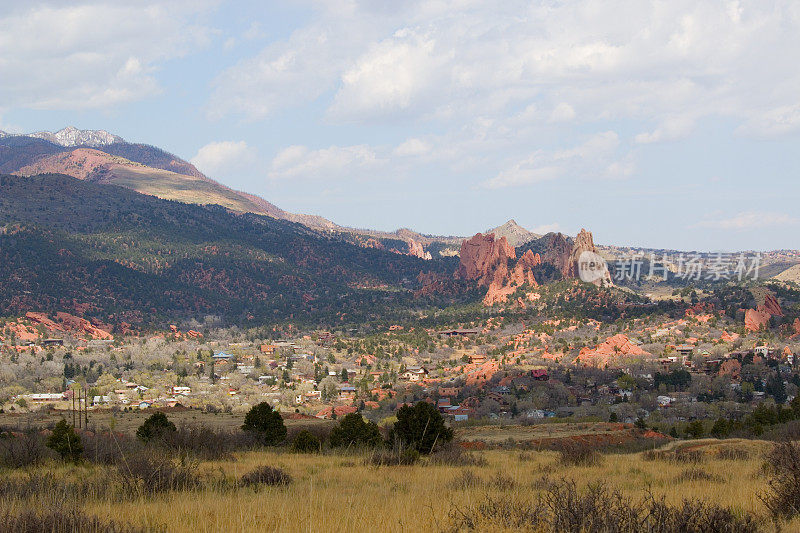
(484, 249, 541, 305)
(793, 318, 800, 336)
(578, 334, 651, 367)
(760, 293, 783, 317)
(407, 239, 432, 260)
(457, 233, 516, 286)
(542, 233, 572, 277)
(457, 233, 541, 305)
(745, 309, 771, 332)
(744, 292, 783, 332)
(539, 229, 611, 286)
(568, 229, 613, 286)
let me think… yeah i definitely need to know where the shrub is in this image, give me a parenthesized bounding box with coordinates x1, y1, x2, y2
(366, 447, 419, 466)
(391, 401, 453, 454)
(242, 403, 286, 446)
(558, 441, 602, 466)
(291, 430, 321, 453)
(46, 420, 82, 463)
(117, 452, 198, 495)
(428, 443, 488, 467)
(0, 428, 53, 468)
(0, 508, 146, 533)
(449, 470, 482, 490)
(675, 468, 723, 483)
(81, 431, 140, 465)
(447, 478, 759, 532)
(136, 412, 176, 443)
(643, 448, 704, 464)
(240, 466, 292, 488)
(716, 446, 751, 461)
(329, 413, 382, 449)
(760, 440, 800, 522)
(160, 424, 256, 460)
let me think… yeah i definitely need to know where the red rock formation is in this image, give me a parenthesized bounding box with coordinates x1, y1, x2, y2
(484, 249, 541, 305)
(568, 229, 613, 286)
(744, 292, 783, 332)
(540, 229, 611, 286)
(542, 233, 572, 277)
(793, 318, 800, 336)
(457, 233, 515, 286)
(761, 293, 784, 316)
(407, 239, 431, 260)
(745, 309, 771, 332)
(578, 334, 651, 367)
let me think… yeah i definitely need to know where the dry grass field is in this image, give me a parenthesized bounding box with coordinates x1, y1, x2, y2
(1, 434, 794, 532)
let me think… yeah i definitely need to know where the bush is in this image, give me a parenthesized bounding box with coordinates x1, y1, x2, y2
(242, 403, 286, 446)
(329, 413, 382, 449)
(46, 420, 82, 463)
(391, 401, 453, 454)
(136, 412, 176, 443)
(240, 466, 292, 488)
(0, 428, 53, 468)
(160, 424, 257, 460)
(428, 443, 488, 467)
(447, 478, 759, 532)
(760, 440, 800, 522)
(366, 447, 419, 466)
(558, 441, 602, 466)
(117, 452, 198, 495)
(81, 431, 141, 465)
(291, 430, 321, 453)
(0, 508, 146, 533)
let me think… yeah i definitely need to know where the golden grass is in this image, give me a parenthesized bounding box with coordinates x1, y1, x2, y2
(0, 438, 785, 532)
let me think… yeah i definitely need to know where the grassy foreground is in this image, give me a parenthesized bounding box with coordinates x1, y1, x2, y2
(2, 438, 793, 532)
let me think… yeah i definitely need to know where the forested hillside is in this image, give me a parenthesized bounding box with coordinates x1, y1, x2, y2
(0, 174, 462, 329)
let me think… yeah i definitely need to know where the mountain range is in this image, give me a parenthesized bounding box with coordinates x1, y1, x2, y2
(0, 127, 797, 330)
(0, 127, 547, 258)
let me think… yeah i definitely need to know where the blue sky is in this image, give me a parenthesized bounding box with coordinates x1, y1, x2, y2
(1, 1, 799, 251)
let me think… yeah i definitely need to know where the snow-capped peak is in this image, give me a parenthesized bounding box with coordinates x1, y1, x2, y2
(27, 126, 123, 147)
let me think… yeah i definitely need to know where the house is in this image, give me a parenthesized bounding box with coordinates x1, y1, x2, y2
(138, 401, 152, 409)
(675, 344, 695, 357)
(338, 386, 357, 402)
(259, 344, 276, 355)
(42, 338, 64, 347)
(437, 328, 480, 337)
(171, 386, 191, 396)
(92, 395, 110, 405)
(213, 351, 234, 361)
(438, 386, 460, 397)
(469, 354, 486, 365)
(27, 393, 66, 403)
(401, 366, 428, 382)
(437, 398, 452, 412)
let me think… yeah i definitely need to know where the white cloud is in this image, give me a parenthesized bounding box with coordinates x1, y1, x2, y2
(190, 140, 256, 178)
(484, 131, 630, 189)
(635, 116, 696, 144)
(269, 144, 380, 180)
(208, 1, 800, 140)
(0, 2, 215, 110)
(693, 211, 800, 230)
(393, 138, 430, 157)
(531, 223, 562, 235)
(549, 103, 576, 123)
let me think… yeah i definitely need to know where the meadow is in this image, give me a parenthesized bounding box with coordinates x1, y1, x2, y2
(1, 425, 794, 532)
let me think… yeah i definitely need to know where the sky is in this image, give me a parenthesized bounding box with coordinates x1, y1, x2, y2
(1, 0, 799, 251)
